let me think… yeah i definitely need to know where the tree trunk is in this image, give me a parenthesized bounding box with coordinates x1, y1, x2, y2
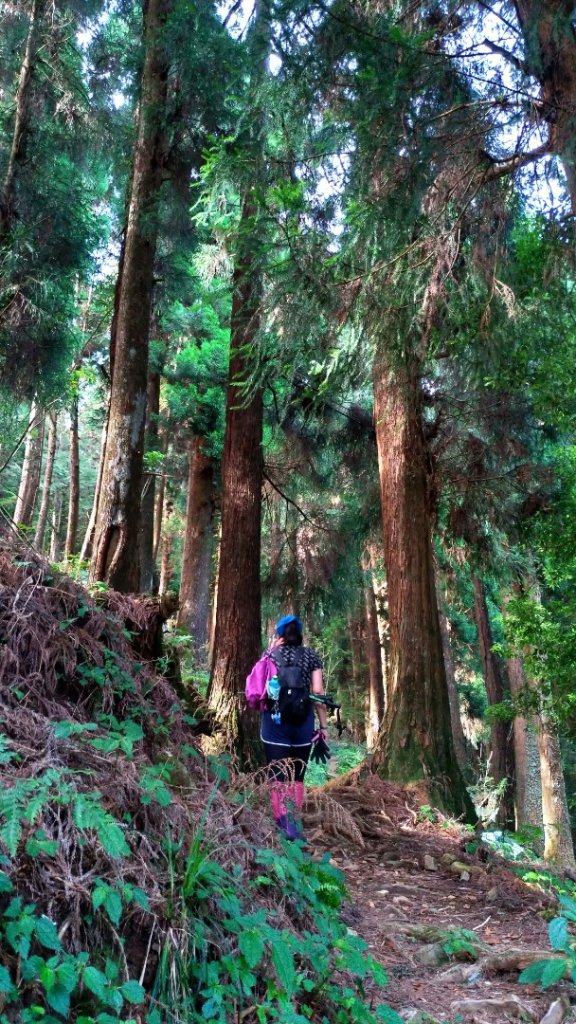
(64, 396, 80, 558)
(158, 491, 174, 596)
(207, 195, 264, 753)
(436, 572, 468, 773)
(140, 361, 161, 592)
(348, 611, 367, 743)
(507, 655, 543, 842)
(177, 436, 215, 662)
(90, 0, 171, 592)
(50, 488, 63, 562)
(539, 720, 575, 868)
(152, 426, 168, 565)
(1, 0, 44, 233)
(14, 398, 45, 527)
(371, 354, 473, 818)
(363, 553, 385, 750)
(79, 408, 108, 562)
(34, 411, 58, 551)
(472, 575, 515, 825)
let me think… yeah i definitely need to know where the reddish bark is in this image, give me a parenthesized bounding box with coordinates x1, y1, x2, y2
(207, 195, 264, 752)
(177, 436, 215, 660)
(371, 354, 472, 818)
(90, 0, 171, 591)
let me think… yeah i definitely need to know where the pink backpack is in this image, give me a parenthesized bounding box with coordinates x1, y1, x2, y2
(245, 653, 274, 710)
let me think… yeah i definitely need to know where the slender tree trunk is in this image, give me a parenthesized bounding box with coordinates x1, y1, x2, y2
(507, 655, 543, 841)
(158, 491, 174, 596)
(1, 0, 44, 233)
(207, 195, 264, 752)
(34, 411, 58, 551)
(140, 361, 162, 592)
(64, 396, 80, 558)
(152, 428, 168, 566)
(90, 0, 171, 592)
(472, 575, 515, 825)
(348, 611, 367, 744)
(208, 517, 221, 667)
(436, 572, 468, 773)
(363, 553, 385, 750)
(369, 541, 389, 706)
(371, 354, 473, 818)
(79, 408, 108, 562)
(14, 397, 44, 527)
(50, 489, 63, 562)
(177, 436, 215, 661)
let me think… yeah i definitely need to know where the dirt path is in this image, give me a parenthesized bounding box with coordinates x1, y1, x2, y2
(305, 773, 576, 1024)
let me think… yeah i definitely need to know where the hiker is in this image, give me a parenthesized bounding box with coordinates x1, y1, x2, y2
(246, 614, 328, 840)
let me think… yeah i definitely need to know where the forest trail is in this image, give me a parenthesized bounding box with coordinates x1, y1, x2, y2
(307, 774, 571, 1024)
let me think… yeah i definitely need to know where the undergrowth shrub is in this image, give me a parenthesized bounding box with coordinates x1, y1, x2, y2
(0, 540, 402, 1023)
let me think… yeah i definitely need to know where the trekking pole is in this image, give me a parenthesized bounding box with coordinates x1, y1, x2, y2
(309, 694, 344, 736)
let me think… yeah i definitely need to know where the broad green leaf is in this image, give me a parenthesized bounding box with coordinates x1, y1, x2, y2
(558, 894, 576, 921)
(271, 939, 296, 994)
(0, 871, 13, 893)
(56, 962, 78, 993)
(239, 929, 265, 969)
(375, 1007, 404, 1024)
(39, 964, 56, 991)
(131, 887, 150, 911)
(46, 984, 71, 1017)
(0, 966, 13, 993)
(98, 821, 130, 859)
(35, 916, 62, 951)
(518, 959, 550, 983)
(104, 890, 122, 926)
(541, 958, 568, 988)
(82, 966, 108, 1001)
(120, 980, 145, 1004)
(549, 916, 569, 950)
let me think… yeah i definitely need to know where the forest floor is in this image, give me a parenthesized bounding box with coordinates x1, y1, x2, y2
(306, 773, 574, 1024)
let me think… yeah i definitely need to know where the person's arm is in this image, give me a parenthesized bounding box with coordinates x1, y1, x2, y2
(311, 668, 327, 730)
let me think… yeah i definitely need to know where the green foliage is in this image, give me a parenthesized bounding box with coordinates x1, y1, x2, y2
(153, 833, 401, 1024)
(518, 894, 576, 989)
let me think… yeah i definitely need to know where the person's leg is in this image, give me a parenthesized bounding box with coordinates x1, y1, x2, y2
(285, 746, 312, 839)
(263, 741, 292, 835)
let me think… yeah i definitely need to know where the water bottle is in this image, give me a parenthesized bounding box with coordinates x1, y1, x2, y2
(267, 675, 281, 723)
(267, 675, 280, 701)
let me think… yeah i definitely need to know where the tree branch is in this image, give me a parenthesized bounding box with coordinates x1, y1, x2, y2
(263, 471, 332, 532)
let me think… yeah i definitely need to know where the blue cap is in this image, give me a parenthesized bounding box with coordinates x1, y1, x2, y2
(276, 614, 303, 637)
